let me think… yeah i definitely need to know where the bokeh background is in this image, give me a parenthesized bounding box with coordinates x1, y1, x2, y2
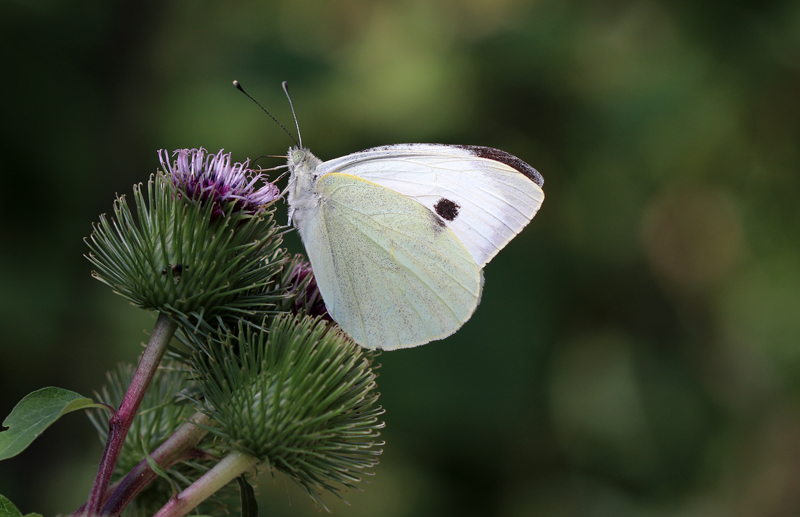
(2, 0, 800, 515)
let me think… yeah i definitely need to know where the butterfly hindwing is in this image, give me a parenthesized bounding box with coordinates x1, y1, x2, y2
(302, 172, 483, 350)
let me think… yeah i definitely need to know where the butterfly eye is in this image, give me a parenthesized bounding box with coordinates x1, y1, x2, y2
(292, 149, 306, 164)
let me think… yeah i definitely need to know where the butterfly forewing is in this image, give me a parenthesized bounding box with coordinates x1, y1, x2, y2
(316, 144, 545, 267)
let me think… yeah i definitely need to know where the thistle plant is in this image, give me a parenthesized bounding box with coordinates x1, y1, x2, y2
(160, 315, 383, 515)
(86, 148, 284, 322)
(0, 147, 384, 517)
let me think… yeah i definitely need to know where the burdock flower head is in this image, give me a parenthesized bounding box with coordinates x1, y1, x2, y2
(273, 254, 331, 321)
(190, 314, 384, 509)
(159, 148, 279, 218)
(86, 148, 285, 325)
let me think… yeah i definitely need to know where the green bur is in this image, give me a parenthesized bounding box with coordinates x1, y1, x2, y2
(190, 314, 385, 509)
(85, 170, 284, 324)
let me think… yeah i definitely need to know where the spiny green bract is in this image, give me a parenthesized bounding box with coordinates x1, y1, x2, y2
(191, 314, 384, 508)
(85, 171, 285, 324)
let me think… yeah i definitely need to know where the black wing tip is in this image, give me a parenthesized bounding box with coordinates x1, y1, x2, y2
(456, 145, 544, 187)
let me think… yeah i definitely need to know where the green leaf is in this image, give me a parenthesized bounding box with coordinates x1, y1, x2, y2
(0, 495, 23, 517)
(0, 387, 106, 461)
(0, 495, 40, 517)
(237, 475, 258, 517)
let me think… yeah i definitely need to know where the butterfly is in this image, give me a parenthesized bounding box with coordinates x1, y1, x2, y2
(286, 143, 544, 350)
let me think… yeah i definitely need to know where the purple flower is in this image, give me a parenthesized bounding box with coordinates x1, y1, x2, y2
(158, 148, 279, 217)
(286, 259, 331, 322)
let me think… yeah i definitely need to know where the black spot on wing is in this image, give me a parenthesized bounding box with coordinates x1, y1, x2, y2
(434, 198, 460, 221)
(455, 145, 544, 187)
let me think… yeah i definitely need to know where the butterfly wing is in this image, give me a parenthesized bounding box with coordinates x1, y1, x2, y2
(315, 144, 545, 268)
(300, 172, 483, 350)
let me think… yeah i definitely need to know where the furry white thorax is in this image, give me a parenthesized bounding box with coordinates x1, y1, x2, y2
(286, 147, 323, 232)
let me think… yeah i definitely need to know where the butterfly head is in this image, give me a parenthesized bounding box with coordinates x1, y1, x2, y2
(287, 147, 322, 180)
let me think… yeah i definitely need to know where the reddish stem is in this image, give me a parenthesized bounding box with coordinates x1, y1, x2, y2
(77, 313, 178, 516)
(100, 413, 211, 516)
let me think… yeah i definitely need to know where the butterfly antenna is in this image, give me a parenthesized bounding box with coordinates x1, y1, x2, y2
(282, 81, 303, 148)
(233, 80, 299, 147)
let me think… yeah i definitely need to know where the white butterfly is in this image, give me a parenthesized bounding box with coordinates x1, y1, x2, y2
(286, 143, 544, 350)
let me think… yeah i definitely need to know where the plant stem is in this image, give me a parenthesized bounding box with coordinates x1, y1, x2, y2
(100, 412, 211, 516)
(152, 450, 260, 517)
(78, 312, 178, 516)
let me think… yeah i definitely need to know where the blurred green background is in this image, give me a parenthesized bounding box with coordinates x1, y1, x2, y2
(2, 0, 800, 515)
